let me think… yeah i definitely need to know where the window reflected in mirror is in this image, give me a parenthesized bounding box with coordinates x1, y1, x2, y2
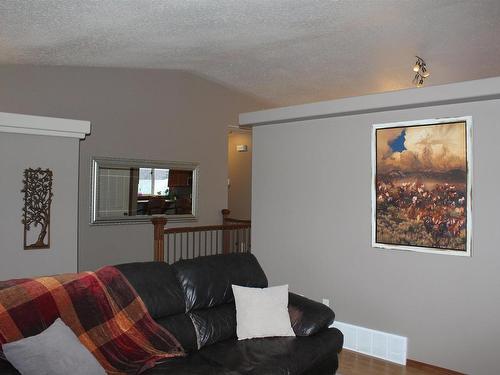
(92, 158, 198, 224)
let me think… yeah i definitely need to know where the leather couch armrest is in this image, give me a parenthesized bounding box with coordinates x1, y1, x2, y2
(0, 359, 19, 375)
(288, 292, 335, 336)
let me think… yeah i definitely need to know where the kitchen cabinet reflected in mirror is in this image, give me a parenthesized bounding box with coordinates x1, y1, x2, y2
(91, 157, 198, 224)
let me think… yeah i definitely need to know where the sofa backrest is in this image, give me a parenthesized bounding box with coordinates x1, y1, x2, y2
(114, 261, 199, 352)
(172, 253, 267, 349)
(116, 253, 268, 351)
(172, 253, 268, 311)
(114, 261, 185, 318)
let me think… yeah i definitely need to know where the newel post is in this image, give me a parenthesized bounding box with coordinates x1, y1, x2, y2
(221, 209, 230, 254)
(151, 216, 167, 262)
(221, 209, 230, 225)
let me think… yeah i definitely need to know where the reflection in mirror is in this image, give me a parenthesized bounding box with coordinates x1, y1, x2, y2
(91, 157, 198, 224)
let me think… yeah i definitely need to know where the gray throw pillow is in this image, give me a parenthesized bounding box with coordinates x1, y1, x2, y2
(2, 318, 106, 375)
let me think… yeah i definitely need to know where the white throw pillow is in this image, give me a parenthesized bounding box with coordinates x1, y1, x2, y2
(232, 284, 295, 340)
(2, 318, 106, 375)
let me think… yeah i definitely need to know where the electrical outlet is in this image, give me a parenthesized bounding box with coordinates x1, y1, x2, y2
(322, 298, 330, 306)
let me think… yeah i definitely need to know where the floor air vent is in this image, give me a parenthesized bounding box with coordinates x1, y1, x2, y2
(332, 321, 407, 365)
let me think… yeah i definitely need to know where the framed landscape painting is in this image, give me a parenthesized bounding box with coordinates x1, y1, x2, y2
(371, 117, 472, 256)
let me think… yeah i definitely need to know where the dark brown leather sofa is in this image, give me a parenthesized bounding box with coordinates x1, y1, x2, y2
(0, 253, 343, 374)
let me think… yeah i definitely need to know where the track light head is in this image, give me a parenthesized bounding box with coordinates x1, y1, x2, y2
(412, 56, 430, 87)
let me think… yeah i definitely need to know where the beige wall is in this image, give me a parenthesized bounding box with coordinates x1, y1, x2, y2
(252, 98, 500, 374)
(0, 65, 268, 271)
(227, 131, 252, 220)
(0, 133, 79, 279)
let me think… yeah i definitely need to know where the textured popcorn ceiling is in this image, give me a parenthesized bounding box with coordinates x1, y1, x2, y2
(1, 0, 500, 106)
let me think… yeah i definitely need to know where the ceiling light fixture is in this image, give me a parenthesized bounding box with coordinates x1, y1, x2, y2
(412, 56, 430, 87)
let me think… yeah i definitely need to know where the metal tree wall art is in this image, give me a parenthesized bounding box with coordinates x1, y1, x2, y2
(22, 168, 53, 249)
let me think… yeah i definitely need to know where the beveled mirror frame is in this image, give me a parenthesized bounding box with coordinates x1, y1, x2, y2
(90, 156, 199, 225)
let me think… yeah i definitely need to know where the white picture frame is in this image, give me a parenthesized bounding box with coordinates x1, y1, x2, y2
(371, 116, 472, 256)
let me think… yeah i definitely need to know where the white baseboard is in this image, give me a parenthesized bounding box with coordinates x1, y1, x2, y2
(331, 321, 407, 365)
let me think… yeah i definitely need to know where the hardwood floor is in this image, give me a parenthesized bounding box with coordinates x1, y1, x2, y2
(338, 350, 465, 375)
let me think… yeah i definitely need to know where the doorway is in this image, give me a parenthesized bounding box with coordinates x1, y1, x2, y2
(227, 128, 252, 220)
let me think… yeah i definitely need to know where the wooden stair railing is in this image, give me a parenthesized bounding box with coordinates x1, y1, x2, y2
(152, 209, 251, 262)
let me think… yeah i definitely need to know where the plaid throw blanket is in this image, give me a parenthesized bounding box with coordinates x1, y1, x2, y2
(0, 266, 185, 374)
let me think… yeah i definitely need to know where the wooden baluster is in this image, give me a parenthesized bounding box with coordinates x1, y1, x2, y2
(216, 230, 220, 255)
(188, 232, 191, 259)
(210, 231, 213, 255)
(204, 231, 207, 256)
(221, 208, 230, 225)
(174, 233, 177, 261)
(166, 233, 170, 264)
(222, 209, 230, 254)
(236, 229, 240, 253)
(151, 216, 167, 262)
(198, 231, 201, 258)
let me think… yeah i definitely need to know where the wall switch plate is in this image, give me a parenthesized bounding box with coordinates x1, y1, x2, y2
(322, 298, 330, 306)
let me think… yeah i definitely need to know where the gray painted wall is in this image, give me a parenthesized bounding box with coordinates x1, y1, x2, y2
(252, 99, 500, 374)
(0, 133, 79, 279)
(0, 65, 267, 271)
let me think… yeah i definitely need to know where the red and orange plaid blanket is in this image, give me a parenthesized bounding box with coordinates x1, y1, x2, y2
(0, 266, 185, 374)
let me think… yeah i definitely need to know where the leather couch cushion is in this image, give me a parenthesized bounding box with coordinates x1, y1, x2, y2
(189, 303, 236, 349)
(288, 293, 335, 336)
(172, 253, 267, 311)
(197, 327, 343, 375)
(115, 262, 185, 318)
(141, 353, 242, 375)
(156, 314, 198, 353)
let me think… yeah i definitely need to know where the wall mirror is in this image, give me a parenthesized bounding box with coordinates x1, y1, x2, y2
(91, 157, 199, 225)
